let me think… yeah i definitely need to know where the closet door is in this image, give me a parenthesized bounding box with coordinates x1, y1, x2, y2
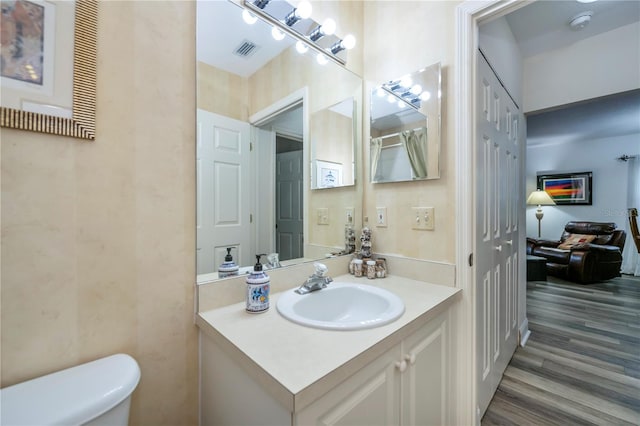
(475, 53, 520, 418)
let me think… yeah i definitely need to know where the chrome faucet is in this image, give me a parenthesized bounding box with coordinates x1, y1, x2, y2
(295, 263, 333, 294)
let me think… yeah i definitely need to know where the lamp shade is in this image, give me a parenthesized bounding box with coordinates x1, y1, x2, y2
(526, 189, 556, 206)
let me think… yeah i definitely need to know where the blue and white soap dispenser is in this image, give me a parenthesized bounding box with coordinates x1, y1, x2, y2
(246, 254, 270, 313)
(218, 247, 239, 278)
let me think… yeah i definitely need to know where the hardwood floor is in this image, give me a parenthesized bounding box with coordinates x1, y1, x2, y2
(482, 274, 640, 425)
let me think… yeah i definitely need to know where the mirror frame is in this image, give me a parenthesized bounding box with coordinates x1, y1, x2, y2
(0, 0, 97, 140)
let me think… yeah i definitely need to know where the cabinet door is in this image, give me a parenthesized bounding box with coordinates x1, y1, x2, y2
(401, 313, 448, 426)
(295, 346, 402, 426)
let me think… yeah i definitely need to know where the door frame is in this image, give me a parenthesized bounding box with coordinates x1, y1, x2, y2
(454, 1, 528, 424)
(249, 88, 309, 257)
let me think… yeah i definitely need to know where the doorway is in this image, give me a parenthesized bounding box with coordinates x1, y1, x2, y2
(250, 89, 307, 262)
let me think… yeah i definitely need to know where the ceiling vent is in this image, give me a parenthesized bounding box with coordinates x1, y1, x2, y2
(233, 40, 259, 58)
(569, 11, 593, 30)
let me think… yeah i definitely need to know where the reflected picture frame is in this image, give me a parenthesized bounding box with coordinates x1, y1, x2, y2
(315, 160, 342, 189)
(537, 171, 593, 205)
(0, 0, 98, 140)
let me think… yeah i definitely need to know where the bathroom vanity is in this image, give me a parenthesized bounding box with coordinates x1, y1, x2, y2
(197, 273, 460, 426)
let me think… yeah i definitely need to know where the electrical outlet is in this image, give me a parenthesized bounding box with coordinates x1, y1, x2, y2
(376, 207, 387, 227)
(412, 207, 435, 230)
(317, 208, 329, 225)
(345, 208, 355, 223)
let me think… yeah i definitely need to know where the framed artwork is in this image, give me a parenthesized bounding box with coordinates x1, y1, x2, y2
(0, 0, 97, 140)
(315, 160, 342, 189)
(537, 171, 592, 205)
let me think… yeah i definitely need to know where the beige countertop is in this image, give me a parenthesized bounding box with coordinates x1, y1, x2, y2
(196, 273, 461, 412)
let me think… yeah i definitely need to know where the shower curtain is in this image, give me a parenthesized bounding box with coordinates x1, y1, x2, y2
(401, 128, 428, 179)
(622, 156, 640, 276)
(370, 137, 383, 181)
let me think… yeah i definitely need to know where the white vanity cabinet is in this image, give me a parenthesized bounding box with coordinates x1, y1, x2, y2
(295, 311, 449, 426)
(198, 275, 460, 426)
(200, 310, 450, 426)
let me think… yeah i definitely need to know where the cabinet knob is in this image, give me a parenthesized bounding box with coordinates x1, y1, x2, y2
(404, 353, 416, 365)
(504, 239, 513, 246)
(494, 245, 502, 252)
(395, 360, 407, 373)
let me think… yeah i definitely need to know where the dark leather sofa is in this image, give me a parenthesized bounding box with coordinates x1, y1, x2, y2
(526, 221, 626, 284)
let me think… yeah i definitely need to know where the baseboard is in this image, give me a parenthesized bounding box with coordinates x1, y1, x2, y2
(519, 318, 531, 347)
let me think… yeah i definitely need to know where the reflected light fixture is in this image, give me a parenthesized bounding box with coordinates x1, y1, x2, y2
(410, 84, 422, 95)
(284, 0, 312, 26)
(309, 18, 336, 41)
(376, 87, 386, 97)
(242, 10, 258, 24)
(316, 52, 329, 65)
(271, 26, 285, 41)
(253, 0, 271, 9)
(295, 40, 309, 54)
(329, 34, 356, 54)
(420, 91, 431, 101)
(526, 189, 556, 238)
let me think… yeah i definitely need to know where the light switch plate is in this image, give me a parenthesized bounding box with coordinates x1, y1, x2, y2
(317, 208, 329, 225)
(412, 207, 435, 230)
(376, 207, 387, 227)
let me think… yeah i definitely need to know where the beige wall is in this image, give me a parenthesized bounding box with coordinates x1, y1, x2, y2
(1, 1, 463, 424)
(1, 2, 198, 425)
(362, 1, 460, 263)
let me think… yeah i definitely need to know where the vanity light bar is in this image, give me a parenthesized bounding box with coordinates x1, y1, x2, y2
(379, 85, 421, 110)
(243, 0, 349, 66)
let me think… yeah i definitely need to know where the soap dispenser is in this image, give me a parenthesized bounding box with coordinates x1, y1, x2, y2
(218, 247, 239, 278)
(246, 254, 270, 313)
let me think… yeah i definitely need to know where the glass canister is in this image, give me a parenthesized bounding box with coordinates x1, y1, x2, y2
(353, 259, 363, 277)
(366, 260, 376, 279)
(376, 258, 387, 278)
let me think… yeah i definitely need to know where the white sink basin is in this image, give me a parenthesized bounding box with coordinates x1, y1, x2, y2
(276, 282, 405, 330)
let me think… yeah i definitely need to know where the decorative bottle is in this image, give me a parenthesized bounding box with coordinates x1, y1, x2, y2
(246, 254, 270, 314)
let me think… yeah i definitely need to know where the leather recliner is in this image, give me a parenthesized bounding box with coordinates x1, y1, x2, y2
(526, 221, 626, 284)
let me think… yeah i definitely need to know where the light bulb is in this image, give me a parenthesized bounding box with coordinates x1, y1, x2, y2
(387, 94, 396, 103)
(342, 34, 356, 50)
(400, 75, 412, 88)
(397, 101, 406, 109)
(271, 26, 285, 41)
(242, 10, 257, 25)
(316, 53, 328, 65)
(322, 18, 336, 36)
(296, 1, 312, 19)
(376, 87, 385, 97)
(420, 91, 431, 101)
(410, 84, 422, 95)
(295, 41, 308, 54)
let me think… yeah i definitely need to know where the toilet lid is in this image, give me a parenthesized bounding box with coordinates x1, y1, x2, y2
(0, 354, 140, 425)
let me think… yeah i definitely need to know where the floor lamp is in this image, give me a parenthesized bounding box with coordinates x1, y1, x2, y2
(526, 189, 556, 238)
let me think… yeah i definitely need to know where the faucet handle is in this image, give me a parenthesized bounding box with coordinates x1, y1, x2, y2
(313, 262, 328, 277)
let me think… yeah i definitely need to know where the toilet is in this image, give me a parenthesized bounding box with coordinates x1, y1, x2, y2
(0, 353, 140, 426)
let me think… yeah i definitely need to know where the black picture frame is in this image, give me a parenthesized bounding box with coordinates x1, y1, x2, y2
(537, 171, 593, 205)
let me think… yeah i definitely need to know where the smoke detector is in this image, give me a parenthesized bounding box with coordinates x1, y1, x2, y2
(569, 11, 593, 30)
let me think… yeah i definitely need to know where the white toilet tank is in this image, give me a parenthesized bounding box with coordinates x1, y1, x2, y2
(0, 353, 140, 426)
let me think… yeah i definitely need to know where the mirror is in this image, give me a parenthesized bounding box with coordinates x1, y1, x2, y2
(370, 63, 441, 182)
(196, 0, 362, 280)
(0, 0, 97, 140)
(311, 97, 356, 189)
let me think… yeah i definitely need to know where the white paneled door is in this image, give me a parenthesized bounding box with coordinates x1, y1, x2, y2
(475, 52, 521, 418)
(197, 110, 252, 274)
(276, 149, 303, 261)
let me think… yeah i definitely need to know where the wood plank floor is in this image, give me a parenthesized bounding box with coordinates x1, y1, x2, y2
(482, 274, 640, 425)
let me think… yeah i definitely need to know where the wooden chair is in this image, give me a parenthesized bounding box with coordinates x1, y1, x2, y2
(629, 208, 640, 253)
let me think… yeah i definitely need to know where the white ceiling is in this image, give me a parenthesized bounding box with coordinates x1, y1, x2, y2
(503, 0, 640, 146)
(197, 0, 295, 77)
(505, 0, 640, 58)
